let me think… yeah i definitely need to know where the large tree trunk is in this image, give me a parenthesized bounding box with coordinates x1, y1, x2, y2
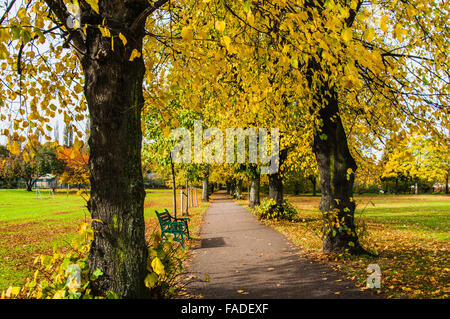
(303, 0, 367, 255)
(311, 83, 363, 254)
(80, 2, 151, 298)
(268, 149, 287, 206)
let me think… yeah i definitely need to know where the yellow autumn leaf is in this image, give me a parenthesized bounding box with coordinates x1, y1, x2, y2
(53, 289, 66, 299)
(9, 141, 21, 156)
(119, 33, 127, 46)
(364, 27, 375, 42)
(247, 10, 255, 27)
(163, 126, 171, 138)
(73, 139, 84, 150)
(17, 8, 27, 20)
(85, 0, 99, 14)
(99, 25, 111, 38)
(341, 28, 352, 43)
(215, 20, 226, 33)
(181, 26, 193, 42)
(4, 286, 20, 298)
(223, 35, 233, 52)
(380, 15, 389, 33)
(151, 257, 165, 276)
(129, 49, 141, 61)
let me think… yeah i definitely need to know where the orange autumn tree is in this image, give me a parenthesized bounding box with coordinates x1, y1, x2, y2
(57, 146, 89, 187)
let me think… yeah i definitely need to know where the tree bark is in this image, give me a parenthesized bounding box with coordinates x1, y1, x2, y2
(25, 179, 35, 192)
(303, 0, 368, 255)
(78, 1, 152, 298)
(202, 165, 209, 202)
(229, 179, 235, 196)
(268, 149, 287, 206)
(309, 176, 317, 196)
(311, 84, 363, 254)
(249, 175, 260, 208)
(446, 174, 449, 194)
(234, 179, 243, 198)
(226, 181, 231, 195)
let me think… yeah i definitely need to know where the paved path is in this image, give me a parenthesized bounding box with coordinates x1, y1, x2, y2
(185, 191, 377, 299)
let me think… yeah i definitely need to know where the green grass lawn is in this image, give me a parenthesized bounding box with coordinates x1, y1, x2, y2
(0, 188, 206, 292)
(0, 189, 87, 290)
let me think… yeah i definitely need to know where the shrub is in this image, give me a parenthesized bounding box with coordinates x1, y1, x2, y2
(253, 198, 297, 221)
(145, 232, 186, 298)
(1, 222, 185, 299)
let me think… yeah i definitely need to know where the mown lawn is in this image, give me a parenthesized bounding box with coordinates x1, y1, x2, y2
(0, 188, 208, 292)
(237, 193, 450, 299)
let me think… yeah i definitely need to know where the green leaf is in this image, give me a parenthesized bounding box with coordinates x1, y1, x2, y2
(144, 273, 158, 288)
(21, 30, 32, 43)
(106, 291, 120, 299)
(90, 268, 103, 281)
(11, 26, 21, 39)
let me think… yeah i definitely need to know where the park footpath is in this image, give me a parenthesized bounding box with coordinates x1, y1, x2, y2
(184, 191, 378, 299)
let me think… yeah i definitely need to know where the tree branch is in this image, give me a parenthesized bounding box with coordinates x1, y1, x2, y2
(43, 0, 86, 53)
(130, 0, 170, 34)
(0, 0, 16, 25)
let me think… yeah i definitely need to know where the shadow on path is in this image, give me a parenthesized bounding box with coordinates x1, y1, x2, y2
(185, 191, 379, 299)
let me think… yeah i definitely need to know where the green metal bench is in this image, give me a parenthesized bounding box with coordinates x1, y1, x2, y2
(155, 209, 190, 249)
